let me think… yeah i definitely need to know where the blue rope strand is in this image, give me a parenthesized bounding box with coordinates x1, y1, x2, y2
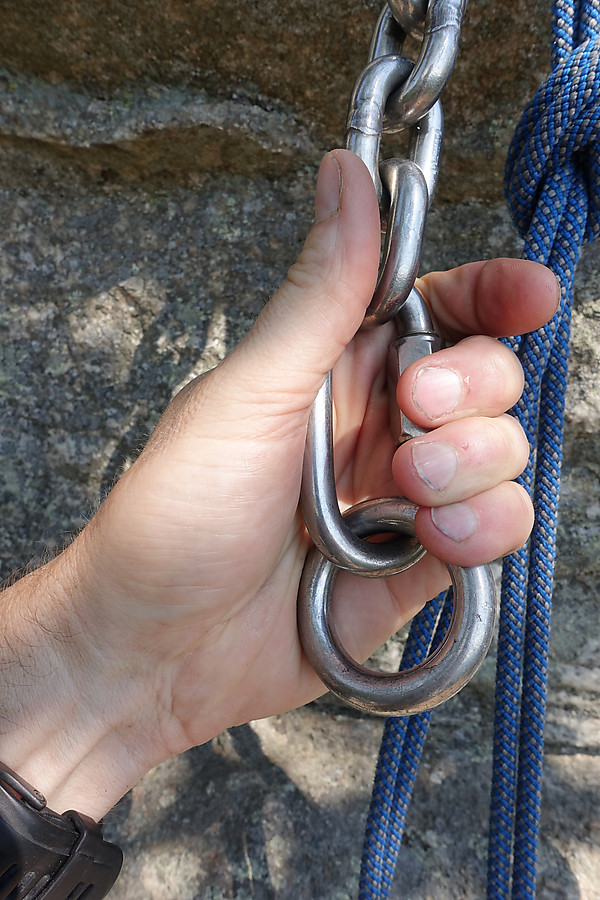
(490, 4, 600, 896)
(358, 589, 453, 898)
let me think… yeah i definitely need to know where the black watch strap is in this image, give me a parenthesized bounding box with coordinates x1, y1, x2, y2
(0, 761, 122, 900)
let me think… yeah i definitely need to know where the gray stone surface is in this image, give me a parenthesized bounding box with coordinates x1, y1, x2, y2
(0, 1, 599, 898)
(0, 0, 550, 200)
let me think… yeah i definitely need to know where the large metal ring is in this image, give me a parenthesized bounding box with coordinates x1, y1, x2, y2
(298, 497, 497, 716)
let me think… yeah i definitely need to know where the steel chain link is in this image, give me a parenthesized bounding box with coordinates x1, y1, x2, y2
(297, 0, 497, 716)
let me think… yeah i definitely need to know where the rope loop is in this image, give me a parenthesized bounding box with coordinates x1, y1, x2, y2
(505, 35, 600, 245)
(488, 5, 600, 897)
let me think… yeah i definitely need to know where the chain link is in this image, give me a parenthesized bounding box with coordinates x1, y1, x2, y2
(386, 0, 427, 37)
(384, 0, 467, 129)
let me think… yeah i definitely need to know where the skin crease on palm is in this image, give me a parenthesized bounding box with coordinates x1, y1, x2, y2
(0, 149, 560, 821)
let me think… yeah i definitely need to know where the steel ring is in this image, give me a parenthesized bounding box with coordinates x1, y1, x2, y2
(298, 497, 497, 716)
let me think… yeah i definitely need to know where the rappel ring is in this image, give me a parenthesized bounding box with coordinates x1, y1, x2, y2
(298, 497, 497, 716)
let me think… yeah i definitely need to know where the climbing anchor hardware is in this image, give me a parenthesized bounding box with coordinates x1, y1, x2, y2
(298, 0, 498, 716)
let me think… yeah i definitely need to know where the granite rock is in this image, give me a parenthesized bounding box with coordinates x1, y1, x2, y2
(0, 0, 550, 200)
(0, 1, 598, 898)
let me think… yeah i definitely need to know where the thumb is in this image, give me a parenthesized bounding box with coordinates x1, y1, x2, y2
(224, 149, 381, 406)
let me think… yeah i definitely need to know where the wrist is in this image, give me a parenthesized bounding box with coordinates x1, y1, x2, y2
(0, 538, 160, 820)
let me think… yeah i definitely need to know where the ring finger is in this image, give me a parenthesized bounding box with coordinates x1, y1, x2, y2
(393, 413, 529, 506)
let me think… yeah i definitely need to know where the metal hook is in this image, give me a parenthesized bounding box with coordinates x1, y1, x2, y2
(364, 158, 429, 328)
(300, 371, 426, 575)
(345, 50, 443, 327)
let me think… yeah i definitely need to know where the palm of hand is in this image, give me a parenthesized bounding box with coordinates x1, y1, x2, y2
(0, 152, 557, 824)
(74, 151, 556, 762)
(85, 319, 432, 753)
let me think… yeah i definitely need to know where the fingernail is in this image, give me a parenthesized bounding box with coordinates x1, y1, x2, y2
(413, 366, 462, 420)
(554, 275, 563, 314)
(431, 503, 478, 542)
(412, 441, 458, 492)
(314, 152, 341, 224)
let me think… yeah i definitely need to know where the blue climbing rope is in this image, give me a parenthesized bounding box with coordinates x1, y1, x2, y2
(359, 588, 453, 897)
(359, 2, 600, 898)
(490, 3, 600, 896)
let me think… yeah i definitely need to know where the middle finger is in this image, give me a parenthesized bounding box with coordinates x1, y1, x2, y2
(396, 335, 524, 428)
(393, 413, 529, 506)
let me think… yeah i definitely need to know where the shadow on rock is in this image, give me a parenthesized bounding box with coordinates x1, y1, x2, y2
(103, 723, 361, 899)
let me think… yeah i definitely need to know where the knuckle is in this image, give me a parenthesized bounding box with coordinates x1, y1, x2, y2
(497, 414, 530, 469)
(285, 249, 324, 292)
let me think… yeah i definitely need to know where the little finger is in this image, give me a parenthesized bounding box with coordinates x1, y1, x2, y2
(414, 481, 533, 567)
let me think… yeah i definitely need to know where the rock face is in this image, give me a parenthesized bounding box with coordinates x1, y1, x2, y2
(0, 0, 549, 200)
(0, 1, 598, 898)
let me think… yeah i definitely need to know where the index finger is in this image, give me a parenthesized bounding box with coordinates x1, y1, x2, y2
(417, 258, 560, 343)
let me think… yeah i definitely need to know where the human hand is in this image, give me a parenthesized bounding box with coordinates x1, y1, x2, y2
(0, 150, 559, 819)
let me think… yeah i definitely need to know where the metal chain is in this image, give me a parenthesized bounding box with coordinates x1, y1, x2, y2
(297, 0, 497, 718)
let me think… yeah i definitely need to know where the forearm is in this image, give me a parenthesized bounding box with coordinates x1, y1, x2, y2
(0, 539, 156, 820)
